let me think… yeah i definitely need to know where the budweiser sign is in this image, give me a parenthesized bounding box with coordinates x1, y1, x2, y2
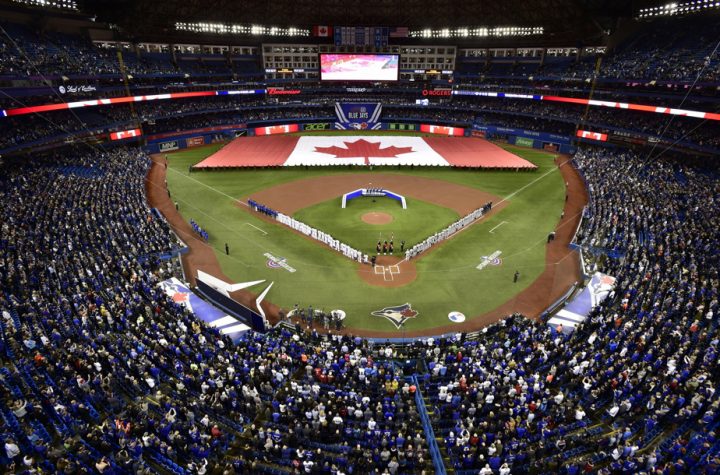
(267, 88, 302, 95)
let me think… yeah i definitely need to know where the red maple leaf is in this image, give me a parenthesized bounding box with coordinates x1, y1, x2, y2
(401, 308, 418, 318)
(172, 292, 189, 303)
(314, 139, 414, 165)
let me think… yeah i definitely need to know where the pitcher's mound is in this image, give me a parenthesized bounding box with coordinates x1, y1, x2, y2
(362, 212, 393, 225)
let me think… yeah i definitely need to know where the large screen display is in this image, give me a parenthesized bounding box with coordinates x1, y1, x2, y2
(320, 54, 399, 81)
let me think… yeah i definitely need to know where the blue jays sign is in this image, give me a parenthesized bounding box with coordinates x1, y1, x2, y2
(335, 102, 382, 130)
(371, 303, 418, 329)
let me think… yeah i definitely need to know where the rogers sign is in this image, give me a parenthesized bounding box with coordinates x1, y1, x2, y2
(267, 88, 302, 95)
(422, 89, 452, 97)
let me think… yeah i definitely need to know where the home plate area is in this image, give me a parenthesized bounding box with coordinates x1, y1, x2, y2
(374, 264, 401, 281)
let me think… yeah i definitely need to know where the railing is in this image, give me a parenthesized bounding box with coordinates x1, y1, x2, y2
(411, 375, 447, 475)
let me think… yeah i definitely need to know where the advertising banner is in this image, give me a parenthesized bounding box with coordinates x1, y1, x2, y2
(335, 102, 382, 130)
(186, 136, 205, 147)
(576, 130, 609, 142)
(420, 124, 464, 136)
(387, 123, 417, 131)
(515, 137, 535, 148)
(254, 124, 300, 136)
(472, 125, 572, 144)
(303, 123, 332, 131)
(159, 140, 179, 152)
(109, 128, 142, 141)
(421, 88, 452, 97)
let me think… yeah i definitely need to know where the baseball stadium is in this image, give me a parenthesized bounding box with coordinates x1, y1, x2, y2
(0, 0, 719, 474)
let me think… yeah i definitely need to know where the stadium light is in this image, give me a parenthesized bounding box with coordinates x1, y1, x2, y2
(12, 0, 77, 10)
(175, 22, 310, 37)
(410, 26, 544, 38)
(636, 0, 719, 17)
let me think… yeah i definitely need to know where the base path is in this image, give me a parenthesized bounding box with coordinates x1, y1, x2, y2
(193, 135, 537, 169)
(361, 212, 394, 225)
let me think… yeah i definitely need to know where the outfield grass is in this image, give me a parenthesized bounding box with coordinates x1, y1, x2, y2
(293, 195, 459, 254)
(165, 138, 566, 333)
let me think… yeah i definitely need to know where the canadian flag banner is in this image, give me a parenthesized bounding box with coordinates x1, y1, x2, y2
(312, 26, 333, 37)
(284, 136, 447, 167)
(193, 135, 538, 169)
(576, 129, 608, 142)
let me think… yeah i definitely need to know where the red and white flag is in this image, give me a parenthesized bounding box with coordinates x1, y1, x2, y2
(312, 26, 333, 37)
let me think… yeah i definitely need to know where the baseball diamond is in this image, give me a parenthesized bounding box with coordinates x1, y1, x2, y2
(156, 135, 584, 336)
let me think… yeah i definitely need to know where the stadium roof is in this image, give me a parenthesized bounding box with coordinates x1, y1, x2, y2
(81, 0, 633, 42)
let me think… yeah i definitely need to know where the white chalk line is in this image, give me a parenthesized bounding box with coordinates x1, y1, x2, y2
(496, 156, 564, 206)
(244, 222, 268, 235)
(167, 166, 249, 206)
(401, 156, 566, 266)
(489, 221, 509, 233)
(164, 156, 568, 273)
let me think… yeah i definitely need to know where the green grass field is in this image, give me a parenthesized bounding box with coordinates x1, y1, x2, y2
(165, 136, 566, 333)
(294, 195, 459, 255)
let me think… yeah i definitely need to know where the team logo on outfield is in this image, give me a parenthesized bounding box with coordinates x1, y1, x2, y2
(371, 303, 418, 329)
(264, 253, 297, 273)
(476, 250, 503, 270)
(266, 256, 286, 268)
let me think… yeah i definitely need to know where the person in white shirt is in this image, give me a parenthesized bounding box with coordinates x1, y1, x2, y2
(5, 439, 20, 459)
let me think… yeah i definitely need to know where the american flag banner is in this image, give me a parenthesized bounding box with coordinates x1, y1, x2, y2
(389, 27, 409, 38)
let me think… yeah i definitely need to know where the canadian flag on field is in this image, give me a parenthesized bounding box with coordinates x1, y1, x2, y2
(312, 26, 332, 37)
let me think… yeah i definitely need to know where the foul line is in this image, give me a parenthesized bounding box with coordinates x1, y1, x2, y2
(244, 222, 268, 235)
(167, 167, 249, 206)
(489, 221, 508, 233)
(400, 156, 566, 264)
(497, 156, 564, 205)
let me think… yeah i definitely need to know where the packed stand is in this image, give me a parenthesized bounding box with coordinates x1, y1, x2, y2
(420, 146, 720, 473)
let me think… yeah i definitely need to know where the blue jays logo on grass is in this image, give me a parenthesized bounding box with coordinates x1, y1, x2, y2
(371, 303, 418, 329)
(482, 256, 502, 266)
